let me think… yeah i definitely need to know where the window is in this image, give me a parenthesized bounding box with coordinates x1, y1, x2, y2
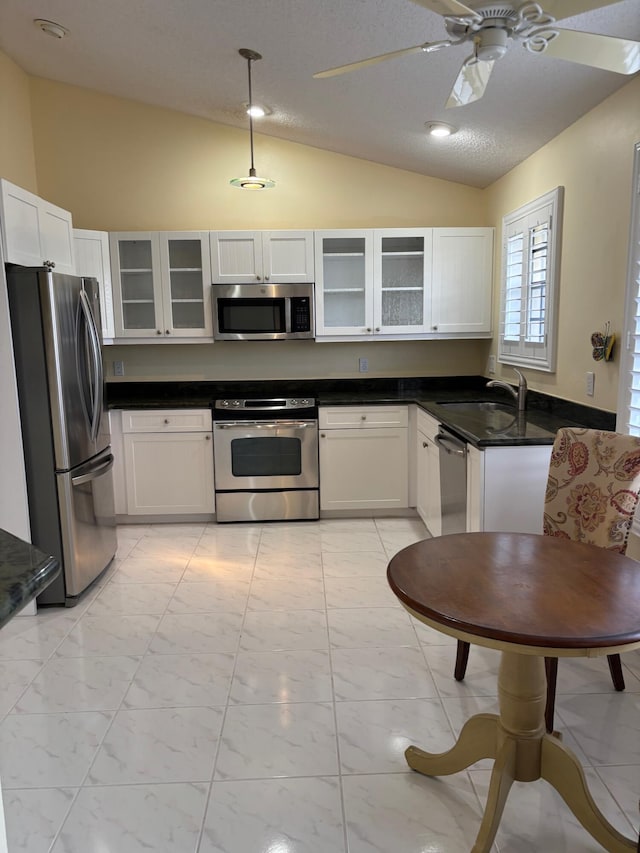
(498, 187, 564, 372)
(618, 142, 640, 435)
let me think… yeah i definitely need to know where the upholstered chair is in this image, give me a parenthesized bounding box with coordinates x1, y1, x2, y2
(454, 427, 640, 733)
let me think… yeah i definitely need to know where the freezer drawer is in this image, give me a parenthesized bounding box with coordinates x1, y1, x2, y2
(40, 450, 117, 604)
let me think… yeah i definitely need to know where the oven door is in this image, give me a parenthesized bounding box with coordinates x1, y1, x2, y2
(213, 420, 319, 491)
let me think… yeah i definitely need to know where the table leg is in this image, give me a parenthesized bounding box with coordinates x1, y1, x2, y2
(406, 713, 498, 776)
(541, 734, 636, 852)
(405, 650, 636, 851)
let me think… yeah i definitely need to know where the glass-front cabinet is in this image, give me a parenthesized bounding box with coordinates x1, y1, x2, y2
(314, 231, 374, 336)
(110, 232, 212, 339)
(374, 229, 431, 335)
(315, 229, 430, 338)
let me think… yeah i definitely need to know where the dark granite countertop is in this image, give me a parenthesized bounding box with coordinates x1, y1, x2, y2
(0, 530, 60, 628)
(106, 376, 616, 448)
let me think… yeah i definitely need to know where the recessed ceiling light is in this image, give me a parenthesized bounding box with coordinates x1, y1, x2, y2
(244, 103, 270, 118)
(425, 121, 457, 138)
(34, 19, 69, 39)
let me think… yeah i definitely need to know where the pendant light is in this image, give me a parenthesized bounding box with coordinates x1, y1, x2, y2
(230, 49, 275, 190)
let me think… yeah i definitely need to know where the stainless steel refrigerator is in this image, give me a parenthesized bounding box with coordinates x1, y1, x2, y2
(6, 265, 117, 605)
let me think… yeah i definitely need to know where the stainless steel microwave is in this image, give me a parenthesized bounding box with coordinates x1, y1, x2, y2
(212, 282, 315, 341)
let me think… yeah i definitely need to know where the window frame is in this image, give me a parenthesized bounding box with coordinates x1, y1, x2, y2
(498, 186, 564, 373)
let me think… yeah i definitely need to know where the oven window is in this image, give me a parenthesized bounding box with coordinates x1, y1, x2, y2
(218, 299, 286, 333)
(231, 437, 302, 477)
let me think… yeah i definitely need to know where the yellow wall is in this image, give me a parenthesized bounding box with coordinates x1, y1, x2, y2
(28, 78, 487, 231)
(27, 75, 491, 382)
(0, 53, 37, 192)
(484, 76, 640, 413)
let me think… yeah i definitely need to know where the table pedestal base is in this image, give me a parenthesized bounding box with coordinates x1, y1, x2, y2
(405, 652, 635, 852)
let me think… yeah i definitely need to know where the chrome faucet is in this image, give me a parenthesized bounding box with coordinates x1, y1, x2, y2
(486, 367, 528, 413)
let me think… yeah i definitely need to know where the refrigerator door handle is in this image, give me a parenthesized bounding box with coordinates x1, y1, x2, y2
(71, 454, 114, 486)
(78, 288, 103, 444)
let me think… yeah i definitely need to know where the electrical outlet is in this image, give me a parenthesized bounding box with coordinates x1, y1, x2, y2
(358, 357, 369, 373)
(586, 371, 595, 396)
(487, 355, 496, 375)
(113, 360, 125, 377)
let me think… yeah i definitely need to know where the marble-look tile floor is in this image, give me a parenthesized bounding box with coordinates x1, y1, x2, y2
(0, 518, 639, 852)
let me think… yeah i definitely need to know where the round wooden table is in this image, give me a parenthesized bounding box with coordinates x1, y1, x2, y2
(387, 532, 640, 853)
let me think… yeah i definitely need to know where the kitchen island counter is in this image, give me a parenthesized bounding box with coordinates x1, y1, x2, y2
(0, 530, 60, 628)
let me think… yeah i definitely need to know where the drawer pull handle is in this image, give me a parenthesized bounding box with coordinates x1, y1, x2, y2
(423, 441, 428, 448)
(164, 419, 170, 424)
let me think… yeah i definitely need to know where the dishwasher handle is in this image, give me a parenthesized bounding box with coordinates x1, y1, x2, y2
(435, 430, 467, 457)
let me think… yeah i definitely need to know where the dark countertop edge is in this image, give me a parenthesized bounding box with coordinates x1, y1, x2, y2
(0, 530, 60, 628)
(105, 376, 616, 448)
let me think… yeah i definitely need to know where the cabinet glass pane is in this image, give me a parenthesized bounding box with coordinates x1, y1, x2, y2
(170, 270, 203, 300)
(121, 271, 154, 302)
(123, 302, 156, 329)
(324, 292, 366, 327)
(321, 237, 366, 328)
(119, 240, 152, 269)
(168, 239, 202, 269)
(171, 302, 205, 329)
(381, 290, 423, 326)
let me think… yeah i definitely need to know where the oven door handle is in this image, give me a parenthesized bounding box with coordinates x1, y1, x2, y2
(215, 421, 318, 430)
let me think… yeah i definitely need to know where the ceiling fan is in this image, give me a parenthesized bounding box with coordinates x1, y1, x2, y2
(314, 1, 640, 107)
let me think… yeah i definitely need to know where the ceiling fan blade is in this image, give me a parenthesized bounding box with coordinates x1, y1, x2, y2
(540, 29, 640, 75)
(446, 59, 494, 108)
(536, 1, 625, 22)
(313, 44, 429, 79)
(409, 0, 481, 19)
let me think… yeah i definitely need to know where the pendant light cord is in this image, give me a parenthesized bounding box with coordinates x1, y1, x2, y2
(247, 56, 256, 173)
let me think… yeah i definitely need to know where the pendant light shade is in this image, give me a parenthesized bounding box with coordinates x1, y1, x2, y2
(230, 49, 275, 190)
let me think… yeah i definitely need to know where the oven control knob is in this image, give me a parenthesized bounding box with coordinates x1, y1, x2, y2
(290, 399, 298, 406)
(300, 399, 310, 406)
(232, 400, 241, 407)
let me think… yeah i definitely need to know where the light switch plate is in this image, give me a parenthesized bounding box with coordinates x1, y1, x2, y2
(359, 357, 369, 373)
(487, 355, 496, 374)
(586, 371, 595, 396)
(113, 360, 125, 377)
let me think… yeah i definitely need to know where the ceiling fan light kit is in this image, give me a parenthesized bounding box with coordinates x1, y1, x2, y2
(230, 48, 275, 190)
(314, 1, 640, 108)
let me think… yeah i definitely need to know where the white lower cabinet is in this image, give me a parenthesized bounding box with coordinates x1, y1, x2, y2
(120, 409, 214, 516)
(416, 409, 441, 536)
(319, 406, 408, 511)
(466, 443, 552, 533)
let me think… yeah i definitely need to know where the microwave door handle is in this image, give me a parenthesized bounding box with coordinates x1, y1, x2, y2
(284, 297, 292, 334)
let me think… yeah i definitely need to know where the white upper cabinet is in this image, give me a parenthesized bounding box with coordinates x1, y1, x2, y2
(210, 230, 314, 284)
(374, 229, 431, 335)
(314, 230, 375, 336)
(0, 179, 75, 275)
(110, 232, 212, 340)
(315, 227, 491, 340)
(73, 229, 115, 339)
(431, 227, 494, 335)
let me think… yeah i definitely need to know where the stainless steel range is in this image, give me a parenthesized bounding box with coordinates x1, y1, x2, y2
(213, 397, 319, 523)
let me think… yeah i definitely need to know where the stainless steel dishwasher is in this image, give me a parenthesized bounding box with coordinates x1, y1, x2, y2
(436, 426, 468, 535)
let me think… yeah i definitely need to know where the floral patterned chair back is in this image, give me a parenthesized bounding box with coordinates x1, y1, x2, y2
(543, 427, 640, 553)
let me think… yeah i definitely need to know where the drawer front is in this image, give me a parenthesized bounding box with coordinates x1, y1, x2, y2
(319, 405, 408, 429)
(417, 408, 441, 442)
(121, 409, 212, 433)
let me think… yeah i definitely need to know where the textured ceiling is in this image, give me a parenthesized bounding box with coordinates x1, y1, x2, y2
(0, 0, 638, 187)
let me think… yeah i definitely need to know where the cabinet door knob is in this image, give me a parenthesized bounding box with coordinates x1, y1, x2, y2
(320, 433, 326, 438)
(264, 275, 270, 281)
(156, 329, 162, 335)
(164, 419, 170, 424)
(205, 434, 211, 440)
(375, 327, 380, 332)
(43, 260, 55, 270)
(366, 327, 372, 333)
(361, 414, 366, 420)
(256, 275, 262, 281)
(432, 325, 438, 331)
(423, 441, 428, 448)
(165, 330, 170, 335)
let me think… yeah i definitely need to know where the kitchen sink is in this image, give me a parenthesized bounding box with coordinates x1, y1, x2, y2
(436, 401, 516, 414)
